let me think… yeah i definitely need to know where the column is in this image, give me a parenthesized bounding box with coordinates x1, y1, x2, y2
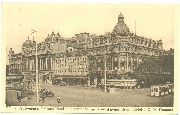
(131, 56, 133, 72)
(28, 60, 29, 71)
(30, 60, 32, 71)
(137, 56, 139, 67)
(41, 58, 43, 70)
(51, 57, 53, 71)
(39, 58, 41, 70)
(32, 59, 34, 70)
(44, 58, 45, 70)
(46, 58, 48, 70)
(112, 56, 113, 71)
(34, 58, 36, 70)
(31, 59, 32, 70)
(54, 58, 56, 72)
(118, 55, 121, 72)
(126, 53, 128, 71)
(26, 60, 28, 71)
(31, 59, 34, 70)
(31, 59, 33, 70)
(53, 58, 55, 71)
(42, 58, 44, 70)
(53, 57, 54, 71)
(20, 63, 22, 72)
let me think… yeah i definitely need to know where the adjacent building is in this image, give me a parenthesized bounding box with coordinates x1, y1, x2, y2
(7, 48, 23, 83)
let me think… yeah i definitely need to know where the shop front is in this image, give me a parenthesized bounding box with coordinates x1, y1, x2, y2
(52, 75, 89, 86)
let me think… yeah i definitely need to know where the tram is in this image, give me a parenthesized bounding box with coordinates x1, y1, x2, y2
(150, 84, 173, 97)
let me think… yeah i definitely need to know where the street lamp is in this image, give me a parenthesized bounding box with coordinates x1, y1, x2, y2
(31, 29, 39, 102)
(35, 36, 39, 102)
(31, 29, 47, 102)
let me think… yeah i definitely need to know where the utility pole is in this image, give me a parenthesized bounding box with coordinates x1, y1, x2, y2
(104, 55, 107, 93)
(31, 30, 39, 103)
(35, 36, 39, 102)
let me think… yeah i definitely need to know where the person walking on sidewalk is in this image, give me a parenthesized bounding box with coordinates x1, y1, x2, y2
(17, 90, 21, 103)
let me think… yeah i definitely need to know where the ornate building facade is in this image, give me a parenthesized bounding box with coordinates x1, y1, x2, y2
(7, 13, 164, 86)
(87, 13, 164, 85)
(7, 48, 23, 82)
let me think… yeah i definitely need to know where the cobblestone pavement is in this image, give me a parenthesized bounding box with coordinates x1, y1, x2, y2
(6, 84, 174, 107)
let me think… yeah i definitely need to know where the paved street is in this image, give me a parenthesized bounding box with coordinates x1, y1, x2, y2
(6, 85, 173, 107)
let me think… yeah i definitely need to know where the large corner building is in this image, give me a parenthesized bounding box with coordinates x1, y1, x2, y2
(7, 13, 164, 86)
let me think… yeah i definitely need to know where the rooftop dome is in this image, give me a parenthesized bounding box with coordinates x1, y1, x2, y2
(112, 12, 130, 36)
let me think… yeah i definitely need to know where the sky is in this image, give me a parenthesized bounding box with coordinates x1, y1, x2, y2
(2, 3, 177, 54)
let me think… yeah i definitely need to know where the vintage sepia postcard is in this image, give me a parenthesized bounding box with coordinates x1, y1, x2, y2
(1, 2, 179, 114)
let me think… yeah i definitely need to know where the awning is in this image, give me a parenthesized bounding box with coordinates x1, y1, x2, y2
(8, 73, 23, 76)
(53, 75, 87, 79)
(6, 76, 23, 80)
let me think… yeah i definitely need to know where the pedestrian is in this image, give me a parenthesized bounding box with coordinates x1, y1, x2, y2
(98, 83, 101, 90)
(132, 86, 135, 90)
(107, 86, 110, 93)
(57, 96, 61, 103)
(17, 90, 21, 103)
(39, 91, 45, 103)
(39, 91, 42, 102)
(41, 93, 45, 103)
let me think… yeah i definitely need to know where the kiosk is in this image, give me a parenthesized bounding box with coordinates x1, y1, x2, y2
(108, 85, 115, 93)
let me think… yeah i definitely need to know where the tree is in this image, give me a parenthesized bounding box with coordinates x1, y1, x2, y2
(134, 54, 174, 86)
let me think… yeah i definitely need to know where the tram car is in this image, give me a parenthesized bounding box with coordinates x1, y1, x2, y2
(101, 79, 137, 89)
(150, 84, 169, 97)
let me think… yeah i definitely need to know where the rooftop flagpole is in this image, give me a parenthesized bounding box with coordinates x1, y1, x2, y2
(135, 21, 136, 36)
(104, 55, 107, 93)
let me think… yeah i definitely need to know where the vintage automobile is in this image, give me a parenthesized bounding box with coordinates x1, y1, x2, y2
(52, 79, 61, 85)
(44, 91, 54, 97)
(40, 89, 54, 97)
(28, 89, 35, 95)
(59, 81, 66, 86)
(6, 86, 14, 90)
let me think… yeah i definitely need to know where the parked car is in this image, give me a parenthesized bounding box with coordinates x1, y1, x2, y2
(44, 90, 54, 97)
(59, 81, 66, 86)
(52, 79, 61, 85)
(40, 89, 54, 97)
(6, 86, 14, 90)
(28, 89, 35, 95)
